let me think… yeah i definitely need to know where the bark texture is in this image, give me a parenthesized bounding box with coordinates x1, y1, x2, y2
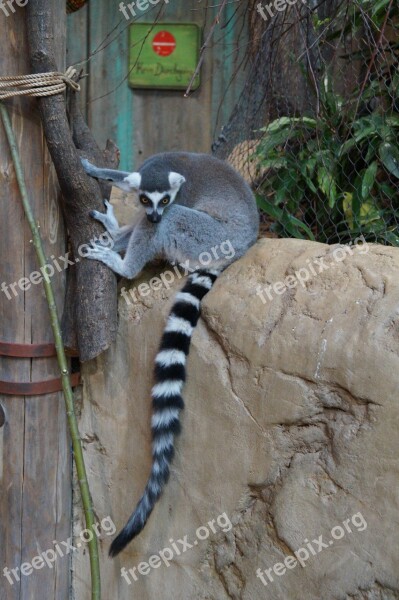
(26, 0, 118, 360)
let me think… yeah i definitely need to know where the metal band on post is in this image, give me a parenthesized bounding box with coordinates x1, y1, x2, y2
(0, 341, 81, 396)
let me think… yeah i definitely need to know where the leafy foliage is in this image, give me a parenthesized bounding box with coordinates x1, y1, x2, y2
(255, 0, 399, 245)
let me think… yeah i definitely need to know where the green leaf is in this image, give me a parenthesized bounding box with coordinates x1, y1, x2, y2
(389, 72, 399, 97)
(257, 129, 300, 156)
(339, 138, 357, 157)
(302, 174, 318, 194)
(317, 166, 337, 208)
(256, 195, 283, 220)
(297, 117, 319, 128)
(351, 174, 363, 223)
(354, 126, 378, 144)
(378, 182, 397, 200)
(386, 116, 399, 128)
(260, 117, 293, 133)
(379, 143, 399, 178)
(297, 161, 318, 193)
(359, 201, 381, 226)
(305, 158, 317, 176)
(260, 117, 317, 136)
(256, 157, 288, 170)
(361, 161, 378, 199)
(275, 174, 297, 205)
(283, 215, 315, 240)
(343, 192, 354, 229)
(256, 196, 315, 240)
(372, 0, 391, 16)
(365, 137, 380, 163)
(381, 231, 399, 247)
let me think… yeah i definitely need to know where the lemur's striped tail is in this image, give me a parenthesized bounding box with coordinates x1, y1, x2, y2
(109, 269, 219, 557)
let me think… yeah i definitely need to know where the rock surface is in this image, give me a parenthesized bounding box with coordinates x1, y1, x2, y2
(73, 237, 399, 600)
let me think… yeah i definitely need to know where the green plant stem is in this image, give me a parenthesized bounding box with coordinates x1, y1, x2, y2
(0, 102, 101, 600)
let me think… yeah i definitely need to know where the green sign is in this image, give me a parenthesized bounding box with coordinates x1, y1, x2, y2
(128, 23, 201, 90)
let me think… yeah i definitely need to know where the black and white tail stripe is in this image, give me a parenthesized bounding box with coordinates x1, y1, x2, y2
(109, 269, 219, 557)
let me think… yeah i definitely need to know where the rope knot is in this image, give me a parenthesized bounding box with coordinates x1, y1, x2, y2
(0, 68, 80, 100)
(60, 66, 80, 92)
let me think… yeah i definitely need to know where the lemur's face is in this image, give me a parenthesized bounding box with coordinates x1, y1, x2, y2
(138, 191, 172, 223)
(133, 171, 186, 224)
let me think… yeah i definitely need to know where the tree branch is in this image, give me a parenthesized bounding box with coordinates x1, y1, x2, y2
(26, 0, 118, 361)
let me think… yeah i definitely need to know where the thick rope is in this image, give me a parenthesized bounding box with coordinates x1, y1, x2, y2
(0, 67, 79, 100)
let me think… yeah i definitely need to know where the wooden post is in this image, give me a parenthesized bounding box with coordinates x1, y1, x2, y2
(0, 2, 71, 599)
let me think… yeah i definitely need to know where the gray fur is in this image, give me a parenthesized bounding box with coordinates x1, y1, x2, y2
(81, 152, 259, 277)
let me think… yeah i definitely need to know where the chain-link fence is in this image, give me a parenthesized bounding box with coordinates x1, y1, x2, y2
(213, 0, 399, 245)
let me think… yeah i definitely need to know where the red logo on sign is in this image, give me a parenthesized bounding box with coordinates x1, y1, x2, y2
(152, 31, 176, 57)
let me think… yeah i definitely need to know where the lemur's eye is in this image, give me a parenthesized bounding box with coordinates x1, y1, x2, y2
(161, 196, 170, 205)
(140, 195, 149, 204)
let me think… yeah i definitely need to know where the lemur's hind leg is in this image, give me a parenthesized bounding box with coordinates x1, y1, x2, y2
(84, 218, 157, 278)
(81, 158, 139, 192)
(155, 204, 240, 270)
(81, 158, 131, 185)
(110, 226, 136, 253)
(90, 200, 135, 253)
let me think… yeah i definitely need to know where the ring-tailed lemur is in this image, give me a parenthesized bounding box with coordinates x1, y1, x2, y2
(81, 152, 259, 556)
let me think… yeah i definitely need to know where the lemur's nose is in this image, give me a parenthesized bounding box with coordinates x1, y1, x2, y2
(147, 212, 161, 223)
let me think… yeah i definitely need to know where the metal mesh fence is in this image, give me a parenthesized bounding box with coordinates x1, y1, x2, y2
(213, 0, 399, 245)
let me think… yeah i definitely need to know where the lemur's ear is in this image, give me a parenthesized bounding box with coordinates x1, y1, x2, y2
(123, 172, 142, 191)
(168, 172, 186, 189)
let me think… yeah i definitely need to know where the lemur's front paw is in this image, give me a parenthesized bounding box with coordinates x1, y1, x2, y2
(81, 242, 126, 276)
(81, 243, 114, 260)
(89, 199, 119, 231)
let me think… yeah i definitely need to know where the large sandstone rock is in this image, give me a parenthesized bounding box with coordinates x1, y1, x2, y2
(73, 238, 399, 600)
